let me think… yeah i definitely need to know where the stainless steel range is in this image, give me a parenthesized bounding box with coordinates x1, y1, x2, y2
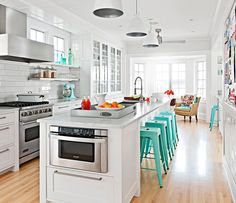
(0, 101, 53, 164)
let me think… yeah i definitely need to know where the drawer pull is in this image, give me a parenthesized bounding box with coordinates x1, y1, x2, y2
(0, 116, 6, 120)
(0, 149, 9, 154)
(54, 171, 103, 181)
(58, 106, 69, 109)
(0, 127, 9, 132)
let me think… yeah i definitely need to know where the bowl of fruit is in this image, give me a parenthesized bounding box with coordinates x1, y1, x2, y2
(95, 102, 125, 111)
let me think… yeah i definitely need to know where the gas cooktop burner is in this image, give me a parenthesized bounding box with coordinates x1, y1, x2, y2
(0, 101, 49, 108)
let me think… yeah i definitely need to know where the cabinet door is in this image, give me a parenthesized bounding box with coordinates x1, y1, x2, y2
(0, 124, 14, 148)
(93, 40, 101, 94)
(110, 47, 116, 92)
(116, 49, 122, 92)
(101, 44, 108, 93)
(47, 167, 114, 203)
(0, 145, 15, 171)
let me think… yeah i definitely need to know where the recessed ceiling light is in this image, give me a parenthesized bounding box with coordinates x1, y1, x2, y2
(189, 18, 194, 21)
(191, 30, 195, 33)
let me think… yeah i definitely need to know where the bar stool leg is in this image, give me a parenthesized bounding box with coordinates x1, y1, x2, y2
(152, 137, 163, 188)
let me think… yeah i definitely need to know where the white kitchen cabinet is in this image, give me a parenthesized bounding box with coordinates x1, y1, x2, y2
(223, 102, 236, 202)
(74, 33, 123, 97)
(110, 48, 122, 93)
(0, 110, 19, 173)
(47, 167, 114, 203)
(0, 145, 15, 172)
(0, 124, 14, 147)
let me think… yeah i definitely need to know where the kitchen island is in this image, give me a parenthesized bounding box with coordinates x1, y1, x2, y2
(38, 99, 170, 203)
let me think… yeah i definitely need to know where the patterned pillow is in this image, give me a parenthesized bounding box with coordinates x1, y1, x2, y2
(181, 95, 195, 106)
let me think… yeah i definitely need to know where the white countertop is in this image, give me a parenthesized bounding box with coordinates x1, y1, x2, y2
(38, 99, 169, 128)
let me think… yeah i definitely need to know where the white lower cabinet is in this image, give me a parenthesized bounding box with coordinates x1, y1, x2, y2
(0, 145, 15, 171)
(47, 167, 114, 203)
(0, 124, 14, 147)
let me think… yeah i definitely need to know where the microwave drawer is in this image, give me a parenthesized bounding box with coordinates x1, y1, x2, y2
(47, 167, 114, 203)
(0, 113, 15, 126)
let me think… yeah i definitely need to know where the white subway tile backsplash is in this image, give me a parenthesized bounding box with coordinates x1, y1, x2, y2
(0, 61, 80, 102)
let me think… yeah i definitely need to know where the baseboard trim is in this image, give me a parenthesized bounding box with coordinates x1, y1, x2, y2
(223, 157, 236, 203)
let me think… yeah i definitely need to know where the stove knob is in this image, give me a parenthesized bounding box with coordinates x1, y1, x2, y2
(44, 109, 48, 113)
(28, 111, 33, 116)
(34, 110, 38, 114)
(39, 110, 42, 114)
(21, 112, 27, 117)
(48, 108, 52, 112)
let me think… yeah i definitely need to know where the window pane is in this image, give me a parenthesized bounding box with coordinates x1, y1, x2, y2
(58, 38, 64, 51)
(196, 61, 206, 99)
(37, 31, 44, 42)
(30, 29, 36, 41)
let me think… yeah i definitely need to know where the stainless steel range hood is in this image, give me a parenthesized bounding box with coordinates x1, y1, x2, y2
(0, 5, 54, 63)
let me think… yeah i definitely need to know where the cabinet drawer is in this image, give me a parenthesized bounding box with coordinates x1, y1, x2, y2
(72, 102, 81, 109)
(0, 113, 15, 126)
(47, 168, 114, 203)
(0, 146, 14, 171)
(0, 125, 14, 148)
(53, 104, 71, 115)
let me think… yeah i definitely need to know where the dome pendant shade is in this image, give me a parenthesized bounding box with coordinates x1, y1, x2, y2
(143, 31, 159, 47)
(93, 0, 123, 18)
(126, 15, 147, 37)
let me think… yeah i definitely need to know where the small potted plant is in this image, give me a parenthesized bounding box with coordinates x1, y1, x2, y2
(164, 89, 174, 97)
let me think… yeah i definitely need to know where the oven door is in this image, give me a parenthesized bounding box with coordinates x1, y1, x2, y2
(19, 121, 39, 158)
(50, 134, 108, 173)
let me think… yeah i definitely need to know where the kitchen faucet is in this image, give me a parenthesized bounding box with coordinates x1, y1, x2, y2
(134, 76, 143, 99)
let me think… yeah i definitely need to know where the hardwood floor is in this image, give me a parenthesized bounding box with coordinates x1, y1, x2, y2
(0, 121, 232, 203)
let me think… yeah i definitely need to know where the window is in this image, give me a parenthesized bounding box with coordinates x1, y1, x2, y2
(171, 63, 186, 96)
(196, 61, 206, 99)
(53, 36, 65, 63)
(134, 63, 144, 95)
(30, 29, 45, 43)
(155, 64, 170, 92)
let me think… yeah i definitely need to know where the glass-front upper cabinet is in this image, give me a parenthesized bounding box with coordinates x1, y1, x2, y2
(93, 41, 100, 94)
(110, 47, 116, 92)
(101, 44, 108, 93)
(93, 40, 122, 94)
(116, 49, 122, 92)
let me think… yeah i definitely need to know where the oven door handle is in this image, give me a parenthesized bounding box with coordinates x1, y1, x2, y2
(50, 134, 107, 144)
(20, 121, 38, 126)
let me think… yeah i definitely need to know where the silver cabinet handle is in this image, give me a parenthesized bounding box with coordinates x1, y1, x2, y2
(58, 105, 69, 109)
(0, 116, 6, 120)
(0, 149, 9, 154)
(0, 127, 9, 131)
(50, 134, 107, 144)
(54, 171, 102, 181)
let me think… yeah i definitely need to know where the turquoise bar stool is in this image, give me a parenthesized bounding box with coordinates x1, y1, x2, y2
(145, 120, 170, 168)
(153, 115, 175, 155)
(160, 111, 179, 142)
(140, 127, 164, 188)
(209, 104, 219, 131)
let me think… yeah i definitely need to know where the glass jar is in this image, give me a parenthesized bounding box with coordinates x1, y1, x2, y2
(43, 67, 51, 78)
(50, 67, 57, 78)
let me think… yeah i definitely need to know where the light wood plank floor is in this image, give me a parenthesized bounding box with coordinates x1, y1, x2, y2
(0, 121, 232, 203)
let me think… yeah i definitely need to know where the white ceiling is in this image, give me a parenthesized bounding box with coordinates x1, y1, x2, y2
(0, 0, 219, 42)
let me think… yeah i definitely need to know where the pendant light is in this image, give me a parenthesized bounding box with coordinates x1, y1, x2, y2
(126, 0, 147, 37)
(93, 0, 124, 18)
(143, 22, 159, 47)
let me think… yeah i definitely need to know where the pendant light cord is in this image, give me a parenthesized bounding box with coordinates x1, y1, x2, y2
(136, 0, 138, 15)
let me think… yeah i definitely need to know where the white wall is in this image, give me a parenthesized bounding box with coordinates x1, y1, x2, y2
(0, 61, 79, 102)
